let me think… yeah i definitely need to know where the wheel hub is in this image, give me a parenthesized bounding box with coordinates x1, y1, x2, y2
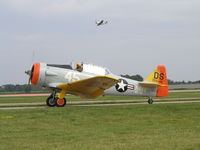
(57, 99, 64, 105)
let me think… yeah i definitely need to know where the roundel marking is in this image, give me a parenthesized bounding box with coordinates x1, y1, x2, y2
(115, 79, 128, 92)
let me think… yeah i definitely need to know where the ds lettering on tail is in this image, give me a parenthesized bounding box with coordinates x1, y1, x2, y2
(154, 72, 165, 81)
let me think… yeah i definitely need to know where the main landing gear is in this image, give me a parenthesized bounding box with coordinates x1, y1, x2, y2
(46, 91, 66, 107)
(148, 97, 153, 104)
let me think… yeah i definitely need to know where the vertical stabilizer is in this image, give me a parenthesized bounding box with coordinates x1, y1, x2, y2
(144, 65, 168, 97)
(145, 68, 160, 84)
(156, 65, 168, 97)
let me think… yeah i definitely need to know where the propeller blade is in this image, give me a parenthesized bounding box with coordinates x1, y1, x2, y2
(25, 70, 31, 75)
(28, 77, 31, 85)
(25, 70, 32, 85)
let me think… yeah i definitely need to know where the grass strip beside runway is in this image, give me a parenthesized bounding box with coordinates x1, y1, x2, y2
(0, 103, 200, 150)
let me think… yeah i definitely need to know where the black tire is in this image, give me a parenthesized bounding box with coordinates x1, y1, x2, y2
(46, 96, 56, 107)
(56, 98, 66, 107)
(148, 98, 153, 104)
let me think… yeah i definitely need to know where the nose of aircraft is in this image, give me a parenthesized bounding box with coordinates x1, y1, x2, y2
(25, 63, 40, 85)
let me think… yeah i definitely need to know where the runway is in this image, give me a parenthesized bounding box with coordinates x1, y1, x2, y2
(0, 93, 50, 97)
(0, 97, 200, 110)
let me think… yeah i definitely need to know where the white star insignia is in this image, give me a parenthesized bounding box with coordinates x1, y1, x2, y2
(117, 80, 127, 91)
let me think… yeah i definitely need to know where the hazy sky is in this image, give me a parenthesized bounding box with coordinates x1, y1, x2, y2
(0, 0, 200, 85)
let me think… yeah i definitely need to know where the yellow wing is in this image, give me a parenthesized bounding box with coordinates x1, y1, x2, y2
(56, 76, 119, 98)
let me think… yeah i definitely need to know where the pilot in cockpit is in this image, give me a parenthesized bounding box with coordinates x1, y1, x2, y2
(75, 63, 83, 72)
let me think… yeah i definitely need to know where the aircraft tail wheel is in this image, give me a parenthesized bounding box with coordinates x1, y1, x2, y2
(56, 98, 66, 107)
(148, 98, 153, 104)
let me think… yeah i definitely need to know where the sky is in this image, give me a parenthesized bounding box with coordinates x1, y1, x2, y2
(0, 0, 200, 85)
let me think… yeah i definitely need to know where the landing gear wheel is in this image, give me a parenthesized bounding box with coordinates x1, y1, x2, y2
(46, 96, 56, 107)
(148, 98, 153, 104)
(56, 98, 66, 107)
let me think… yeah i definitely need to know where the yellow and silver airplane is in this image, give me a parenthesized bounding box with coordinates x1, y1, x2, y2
(25, 62, 168, 107)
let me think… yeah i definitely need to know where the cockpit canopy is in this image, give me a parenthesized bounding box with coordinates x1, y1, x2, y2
(81, 63, 110, 75)
(47, 62, 111, 75)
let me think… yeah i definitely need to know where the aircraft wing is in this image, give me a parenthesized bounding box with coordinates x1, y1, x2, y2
(56, 76, 119, 98)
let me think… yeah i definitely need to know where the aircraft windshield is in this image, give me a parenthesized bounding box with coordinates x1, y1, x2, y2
(81, 63, 110, 75)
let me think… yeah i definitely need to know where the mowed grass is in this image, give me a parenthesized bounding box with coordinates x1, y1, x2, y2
(0, 91, 200, 103)
(0, 103, 200, 150)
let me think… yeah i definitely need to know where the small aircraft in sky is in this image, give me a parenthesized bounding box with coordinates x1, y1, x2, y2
(25, 62, 168, 107)
(95, 20, 108, 26)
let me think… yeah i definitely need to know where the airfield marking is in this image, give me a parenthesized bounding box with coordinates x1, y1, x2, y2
(1, 100, 200, 110)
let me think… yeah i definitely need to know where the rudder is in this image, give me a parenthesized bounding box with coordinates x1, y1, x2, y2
(156, 65, 168, 97)
(144, 65, 168, 97)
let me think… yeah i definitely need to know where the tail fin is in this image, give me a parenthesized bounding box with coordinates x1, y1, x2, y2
(145, 65, 168, 97)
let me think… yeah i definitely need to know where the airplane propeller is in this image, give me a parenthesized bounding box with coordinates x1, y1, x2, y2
(25, 66, 33, 85)
(25, 70, 31, 85)
(25, 50, 36, 85)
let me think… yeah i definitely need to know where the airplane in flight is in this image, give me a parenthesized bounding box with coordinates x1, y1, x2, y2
(95, 20, 108, 26)
(25, 62, 168, 107)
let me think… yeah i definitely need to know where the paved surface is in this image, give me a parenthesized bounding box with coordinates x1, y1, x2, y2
(0, 106, 46, 110)
(1, 97, 200, 106)
(0, 93, 50, 97)
(169, 84, 200, 90)
(170, 90, 200, 93)
(71, 100, 200, 107)
(0, 98, 200, 110)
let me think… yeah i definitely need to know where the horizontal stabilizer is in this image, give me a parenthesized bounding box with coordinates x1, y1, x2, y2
(139, 81, 168, 87)
(139, 81, 159, 87)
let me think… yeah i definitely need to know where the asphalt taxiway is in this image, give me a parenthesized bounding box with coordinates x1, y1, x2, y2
(0, 98, 200, 110)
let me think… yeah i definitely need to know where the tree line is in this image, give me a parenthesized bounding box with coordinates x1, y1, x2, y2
(0, 84, 49, 93)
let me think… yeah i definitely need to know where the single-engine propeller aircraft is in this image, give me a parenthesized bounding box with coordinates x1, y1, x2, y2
(95, 20, 108, 26)
(25, 62, 168, 107)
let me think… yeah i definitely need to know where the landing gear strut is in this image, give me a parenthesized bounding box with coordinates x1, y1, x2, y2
(46, 92, 56, 107)
(148, 97, 153, 104)
(46, 91, 66, 107)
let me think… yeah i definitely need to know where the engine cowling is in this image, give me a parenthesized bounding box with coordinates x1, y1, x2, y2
(30, 63, 46, 86)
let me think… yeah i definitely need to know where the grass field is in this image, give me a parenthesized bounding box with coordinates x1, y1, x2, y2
(0, 91, 200, 150)
(0, 103, 200, 150)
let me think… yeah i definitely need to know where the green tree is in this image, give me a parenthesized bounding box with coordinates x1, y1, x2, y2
(121, 74, 143, 81)
(24, 85, 32, 93)
(0, 86, 5, 92)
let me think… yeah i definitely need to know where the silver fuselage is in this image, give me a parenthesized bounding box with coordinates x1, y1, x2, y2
(36, 63, 156, 98)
